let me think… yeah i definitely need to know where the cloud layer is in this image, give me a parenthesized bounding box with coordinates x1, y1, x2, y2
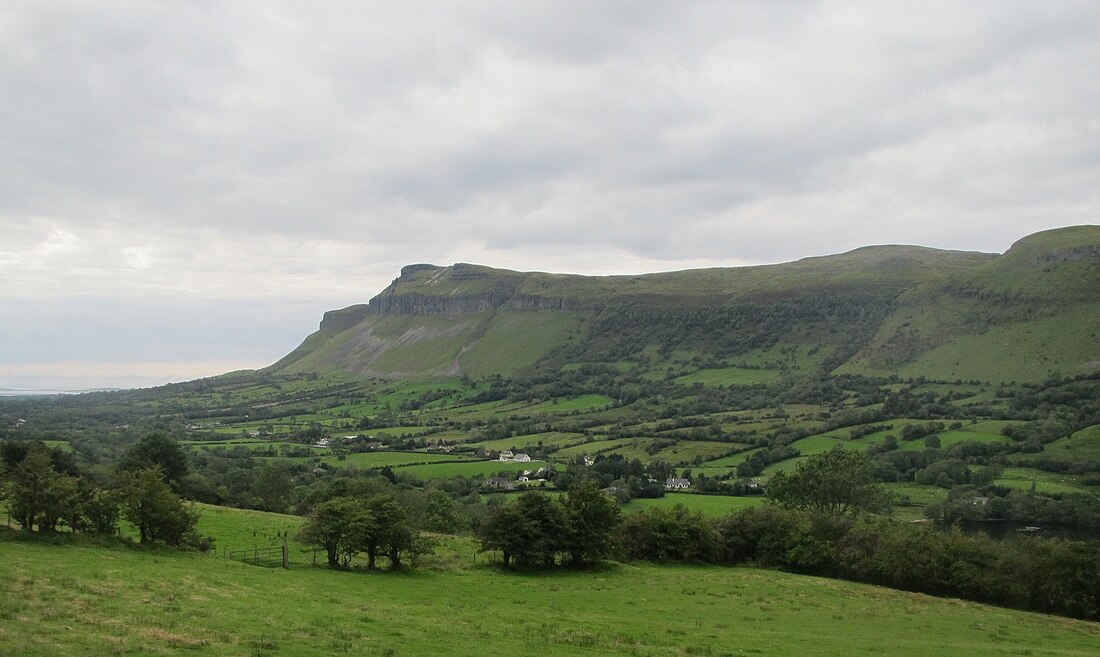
(3, 1, 1098, 386)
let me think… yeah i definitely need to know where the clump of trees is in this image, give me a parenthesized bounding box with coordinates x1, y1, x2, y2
(0, 436, 206, 548)
(296, 493, 431, 569)
(476, 481, 620, 567)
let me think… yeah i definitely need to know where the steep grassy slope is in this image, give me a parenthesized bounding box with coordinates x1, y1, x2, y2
(840, 226, 1100, 382)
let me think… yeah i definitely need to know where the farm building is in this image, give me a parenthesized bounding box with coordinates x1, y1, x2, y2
(484, 477, 515, 490)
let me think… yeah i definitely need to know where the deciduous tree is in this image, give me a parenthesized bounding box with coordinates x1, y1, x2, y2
(120, 433, 189, 491)
(765, 448, 889, 516)
(119, 467, 200, 545)
(562, 480, 620, 564)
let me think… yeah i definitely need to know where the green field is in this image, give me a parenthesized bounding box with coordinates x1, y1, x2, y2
(897, 430, 1013, 451)
(468, 431, 586, 452)
(886, 482, 949, 507)
(624, 494, 765, 516)
(673, 366, 781, 387)
(789, 434, 873, 455)
(313, 451, 467, 469)
(396, 459, 553, 480)
(187, 440, 328, 455)
(1015, 424, 1100, 467)
(194, 503, 310, 563)
(994, 468, 1091, 494)
(3, 526, 1100, 656)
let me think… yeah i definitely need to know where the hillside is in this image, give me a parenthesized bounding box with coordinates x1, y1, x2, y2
(273, 225, 1099, 383)
(840, 226, 1100, 382)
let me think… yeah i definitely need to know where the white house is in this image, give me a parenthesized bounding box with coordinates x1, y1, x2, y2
(665, 478, 691, 490)
(513, 453, 532, 462)
(499, 450, 514, 462)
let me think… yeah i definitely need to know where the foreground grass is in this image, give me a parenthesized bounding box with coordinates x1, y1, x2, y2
(2, 529, 1099, 656)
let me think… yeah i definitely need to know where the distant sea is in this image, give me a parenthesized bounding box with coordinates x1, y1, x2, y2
(0, 387, 121, 397)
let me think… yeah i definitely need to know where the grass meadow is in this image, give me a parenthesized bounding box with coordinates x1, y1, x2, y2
(623, 494, 765, 516)
(3, 522, 1100, 657)
(673, 366, 781, 387)
(396, 459, 554, 481)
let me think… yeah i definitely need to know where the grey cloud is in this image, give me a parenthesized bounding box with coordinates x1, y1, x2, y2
(2, 2, 1099, 384)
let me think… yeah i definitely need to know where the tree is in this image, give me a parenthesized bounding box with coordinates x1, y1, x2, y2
(562, 480, 620, 564)
(119, 467, 200, 545)
(513, 492, 569, 566)
(617, 504, 722, 562)
(765, 448, 889, 516)
(296, 494, 428, 570)
(361, 494, 404, 570)
(75, 483, 122, 535)
(477, 504, 530, 568)
(412, 488, 464, 534)
(5, 449, 79, 532)
(253, 461, 293, 513)
(477, 492, 569, 567)
(297, 497, 374, 567)
(120, 433, 189, 491)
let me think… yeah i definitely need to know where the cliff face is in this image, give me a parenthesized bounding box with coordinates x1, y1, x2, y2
(367, 291, 580, 315)
(365, 263, 581, 316)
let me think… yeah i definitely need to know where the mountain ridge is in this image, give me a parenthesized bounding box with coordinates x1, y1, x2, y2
(272, 226, 1099, 382)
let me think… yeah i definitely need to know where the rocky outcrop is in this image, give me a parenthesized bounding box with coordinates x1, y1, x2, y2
(318, 304, 372, 334)
(366, 264, 582, 316)
(1037, 244, 1100, 263)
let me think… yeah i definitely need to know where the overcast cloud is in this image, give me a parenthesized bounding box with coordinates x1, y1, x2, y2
(2, 1, 1098, 389)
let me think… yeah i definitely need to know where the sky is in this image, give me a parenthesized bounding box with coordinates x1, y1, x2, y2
(2, 1, 1099, 391)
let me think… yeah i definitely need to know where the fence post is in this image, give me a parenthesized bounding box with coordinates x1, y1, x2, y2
(282, 537, 289, 569)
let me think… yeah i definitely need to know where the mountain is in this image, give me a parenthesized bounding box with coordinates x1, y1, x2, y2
(271, 226, 1100, 383)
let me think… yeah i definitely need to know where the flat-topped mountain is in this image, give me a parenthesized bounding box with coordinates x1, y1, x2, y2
(272, 226, 1100, 383)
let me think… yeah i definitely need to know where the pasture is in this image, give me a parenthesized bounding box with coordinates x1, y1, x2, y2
(624, 494, 765, 516)
(3, 525, 1100, 657)
(396, 459, 554, 481)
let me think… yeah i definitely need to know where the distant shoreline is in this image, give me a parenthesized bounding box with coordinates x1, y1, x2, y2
(0, 387, 122, 397)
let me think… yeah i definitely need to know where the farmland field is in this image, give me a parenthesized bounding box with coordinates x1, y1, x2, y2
(673, 366, 781, 387)
(396, 459, 555, 480)
(624, 494, 765, 516)
(994, 468, 1091, 494)
(313, 451, 467, 469)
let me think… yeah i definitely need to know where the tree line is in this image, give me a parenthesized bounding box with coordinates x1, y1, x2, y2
(472, 450, 1100, 621)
